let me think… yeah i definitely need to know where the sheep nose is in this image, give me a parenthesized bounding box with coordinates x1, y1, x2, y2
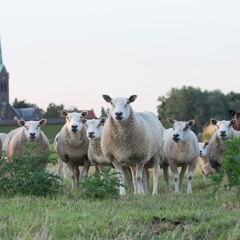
(115, 112, 123, 120)
(220, 131, 226, 135)
(172, 134, 180, 142)
(30, 133, 36, 138)
(88, 132, 94, 138)
(200, 150, 202, 155)
(71, 125, 78, 132)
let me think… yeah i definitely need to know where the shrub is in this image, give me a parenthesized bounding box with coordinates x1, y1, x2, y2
(0, 143, 63, 197)
(80, 167, 122, 200)
(210, 137, 240, 196)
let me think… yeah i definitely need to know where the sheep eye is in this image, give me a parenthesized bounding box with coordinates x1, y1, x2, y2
(97, 123, 102, 127)
(183, 126, 189, 131)
(85, 124, 88, 128)
(110, 101, 115, 107)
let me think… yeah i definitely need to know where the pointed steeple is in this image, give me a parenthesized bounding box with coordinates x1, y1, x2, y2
(0, 36, 2, 65)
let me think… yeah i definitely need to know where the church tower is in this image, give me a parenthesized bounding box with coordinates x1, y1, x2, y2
(0, 38, 11, 119)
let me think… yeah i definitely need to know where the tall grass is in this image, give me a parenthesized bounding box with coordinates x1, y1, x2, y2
(0, 171, 239, 240)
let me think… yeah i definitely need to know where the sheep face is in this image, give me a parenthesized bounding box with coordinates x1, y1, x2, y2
(228, 110, 240, 131)
(18, 119, 47, 141)
(211, 119, 235, 140)
(81, 118, 106, 139)
(167, 118, 195, 143)
(102, 95, 137, 122)
(60, 110, 88, 133)
(198, 142, 209, 157)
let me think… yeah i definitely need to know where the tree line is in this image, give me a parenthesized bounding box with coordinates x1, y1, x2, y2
(12, 86, 240, 134)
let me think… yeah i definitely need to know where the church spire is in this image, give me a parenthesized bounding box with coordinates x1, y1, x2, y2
(0, 36, 2, 65)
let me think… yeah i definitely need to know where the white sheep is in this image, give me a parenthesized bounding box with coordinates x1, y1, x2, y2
(207, 119, 240, 173)
(55, 110, 91, 189)
(198, 141, 216, 178)
(101, 95, 164, 195)
(7, 119, 49, 165)
(81, 117, 133, 191)
(162, 118, 199, 194)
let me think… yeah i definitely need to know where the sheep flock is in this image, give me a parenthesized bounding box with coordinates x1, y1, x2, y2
(1, 95, 240, 196)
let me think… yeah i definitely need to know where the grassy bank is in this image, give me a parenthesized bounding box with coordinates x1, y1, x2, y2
(0, 171, 239, 240)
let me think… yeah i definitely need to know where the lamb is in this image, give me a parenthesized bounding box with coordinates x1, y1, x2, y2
(101, 94, 164, 195)
(55, 110, 91, 189)
(228, 110, 240, 131)
(198, 141, 216, 178)
(207, 119, 240, 173)
(162, 118, 199, 194)
(81, 117, 133, 191)
(6, 119, 49, 165)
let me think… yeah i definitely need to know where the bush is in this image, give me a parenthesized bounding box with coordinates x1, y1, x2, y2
(210, 137, 240, 195)
(0, 143, 63, 197)
(80, 167, 122, 200)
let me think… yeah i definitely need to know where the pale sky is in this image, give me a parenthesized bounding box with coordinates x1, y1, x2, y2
(1, 0, 240, 117)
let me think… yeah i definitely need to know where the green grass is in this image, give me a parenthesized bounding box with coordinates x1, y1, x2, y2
(0, 168, 239, 240)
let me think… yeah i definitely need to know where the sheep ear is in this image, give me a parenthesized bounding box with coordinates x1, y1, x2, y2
(39, 119, 47, 126)
(100, 117, 107, 125)
(204, 142, 209, 148)
(230, 119, 236, 126)
(167, 118, 175, 125)
(80, 118, 87, 124)
(229, 110, 235, 116)
(188, 119, 195, 127)
(128, 95, 137, 103)
(18, 120, 25, 127)
(211, 119, 218, 125)
(60, 110, 68, 117)
(103, 95, 112, 103)
(81, 111, 88, 118)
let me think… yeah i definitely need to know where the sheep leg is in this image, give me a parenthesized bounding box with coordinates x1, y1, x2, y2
(152, 157, 159, 195)
(187, 161, 197, 194)
(170, 164, 179, 193)
(162, 163, 171, 192)
(136, 162, 145, 194)
(67, 163, 76, 189)
(57, 159, 63, 176)
(63, 162, 68, 179)
(123, 167, 133, 192)
(111, 159, 126, 195)
(142, 168, 149, 194)
(79, 159, 90, 182)
(130, 167, 138, 194)
(179, 164, 188, 194)
(74, 166, 80, 187)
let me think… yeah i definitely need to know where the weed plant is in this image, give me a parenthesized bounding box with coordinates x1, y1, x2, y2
(210, 137, 240, 196)
(80, 166, 122, 200)
(0, 143, 63, 197)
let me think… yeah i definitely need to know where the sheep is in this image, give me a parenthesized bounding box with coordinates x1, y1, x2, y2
(162, 118, 199, 194)
(55, 110, 91, 189)
(6, 119, 49, 165)
(81, 117, 133, 191)
(228, 110, 240, 131)
(207, 119, 240, 173)
(198, 141, 217, 178)
(101, 94, 164, 195)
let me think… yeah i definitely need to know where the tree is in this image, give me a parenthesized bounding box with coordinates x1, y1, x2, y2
(43, 103, 65, 118)
(12, 98, 38, 108)
(100, 107, 108, 118)
(157, 86, 236, 135)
